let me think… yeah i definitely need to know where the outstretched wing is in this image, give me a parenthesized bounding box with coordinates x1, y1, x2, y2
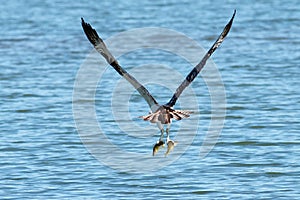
(166, 10, 236, 107)
(81, 18, 159, 109)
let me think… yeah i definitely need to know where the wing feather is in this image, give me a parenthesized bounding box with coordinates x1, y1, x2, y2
(81, 18, 159, 109)
(166, 10, 236, 107)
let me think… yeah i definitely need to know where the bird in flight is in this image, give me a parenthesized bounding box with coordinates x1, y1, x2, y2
(81, 10, 235, 156)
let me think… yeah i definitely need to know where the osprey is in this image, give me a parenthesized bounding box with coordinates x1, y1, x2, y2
(81, 10, 235, 156)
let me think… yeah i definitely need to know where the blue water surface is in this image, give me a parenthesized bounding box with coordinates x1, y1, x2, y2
(1, 0, 300, 199)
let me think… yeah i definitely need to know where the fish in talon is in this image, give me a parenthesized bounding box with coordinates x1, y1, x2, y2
(153, 140, 165, 156)
(165, 138, 178, 157)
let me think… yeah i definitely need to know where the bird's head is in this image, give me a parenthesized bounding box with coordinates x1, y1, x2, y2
(152, 140, 165, 156)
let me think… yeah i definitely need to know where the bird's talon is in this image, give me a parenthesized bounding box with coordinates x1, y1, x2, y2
(164, 139, 178, 157)
(152, 140, 165, 156)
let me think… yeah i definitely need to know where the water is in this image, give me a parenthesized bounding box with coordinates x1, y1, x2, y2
(1, 0, 300, 199)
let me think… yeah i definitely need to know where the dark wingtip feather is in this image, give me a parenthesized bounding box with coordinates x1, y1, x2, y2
(81, 18, 102, 46)
(165, 11, 236, 107)
(230, 9, 236, 25)
(222, 10, 236, 39)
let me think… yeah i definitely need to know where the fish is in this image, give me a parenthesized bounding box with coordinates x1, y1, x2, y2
(153, 140, 165, 156)
(165, 138, 178, 157)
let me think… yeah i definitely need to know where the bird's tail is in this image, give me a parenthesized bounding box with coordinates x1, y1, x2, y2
(140, 109, 192, 124)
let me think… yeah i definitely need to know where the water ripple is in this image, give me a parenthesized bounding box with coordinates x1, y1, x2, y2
(1, 0, 300, 199)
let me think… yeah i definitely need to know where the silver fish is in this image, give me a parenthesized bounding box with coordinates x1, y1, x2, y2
(153, 140, 164, 156)
(165, 138, 178, 157)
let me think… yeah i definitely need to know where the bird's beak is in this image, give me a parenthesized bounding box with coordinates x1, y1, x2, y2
(165, 140, 178, 157)
(153, 141, 165, 156)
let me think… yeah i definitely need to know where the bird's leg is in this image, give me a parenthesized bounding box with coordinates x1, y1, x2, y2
(159, 128, 164, 141)
(166, 123, 171, 141)
(164, 123, 176, 156)
(156, 121, 164, 141)
(153, 122, 165, 156)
